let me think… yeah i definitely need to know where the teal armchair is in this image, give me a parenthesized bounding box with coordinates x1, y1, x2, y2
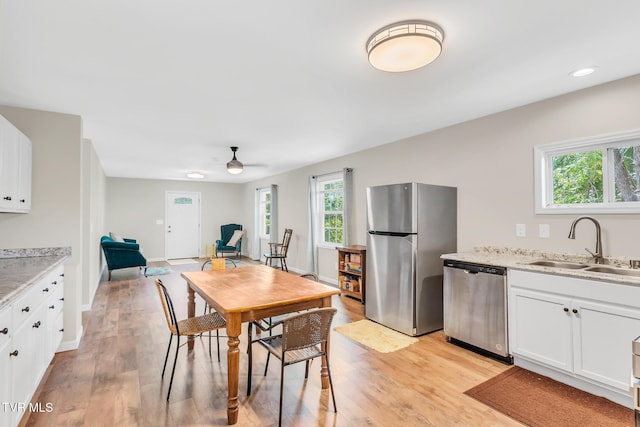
(100, 235, 147, 280)
(215, 224, 243, 258)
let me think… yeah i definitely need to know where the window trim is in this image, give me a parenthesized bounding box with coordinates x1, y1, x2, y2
(316, 172, 344, 249)
(535, 129, 640, 214)
(258, 188, 271, 239)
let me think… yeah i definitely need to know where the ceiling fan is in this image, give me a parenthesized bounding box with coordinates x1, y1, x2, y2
(226, 146, 244, 174)
(225, 146, 267, 175)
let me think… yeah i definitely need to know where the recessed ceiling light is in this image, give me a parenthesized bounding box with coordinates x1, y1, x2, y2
(569, 67, 597, 77)
(187, 172, 205, 179)
(366, 20, 444, 72)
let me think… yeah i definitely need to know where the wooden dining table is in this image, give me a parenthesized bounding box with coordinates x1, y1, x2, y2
(181, 265, 340, 425)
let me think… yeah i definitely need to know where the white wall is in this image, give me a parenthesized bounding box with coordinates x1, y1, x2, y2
(241, 74, 640, 280)
(105, 178, 245, 261)
(0, 106, 84, 349)
(3, 73, 639, 346)
(82, 138, 106, 310)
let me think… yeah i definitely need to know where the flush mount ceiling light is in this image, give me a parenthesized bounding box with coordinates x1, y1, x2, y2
(366, 20, 444, 72)
(569, 67, 597, 77)
(226, 146, 243, 174)
(186, 171, 204, 179)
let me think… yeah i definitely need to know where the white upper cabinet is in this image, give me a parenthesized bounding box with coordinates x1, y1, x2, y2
(0, 115, 32, 213)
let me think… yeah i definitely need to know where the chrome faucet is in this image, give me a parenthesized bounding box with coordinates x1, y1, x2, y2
(568, 216, 604, 264)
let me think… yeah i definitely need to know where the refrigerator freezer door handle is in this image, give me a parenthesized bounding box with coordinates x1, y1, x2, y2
(368, 231, 413, 237)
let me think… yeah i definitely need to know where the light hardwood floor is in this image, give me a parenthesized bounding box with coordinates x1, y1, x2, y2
(22, 260, 522, 427)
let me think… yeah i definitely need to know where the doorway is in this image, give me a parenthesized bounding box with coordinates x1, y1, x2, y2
(165, 191, 201, 259)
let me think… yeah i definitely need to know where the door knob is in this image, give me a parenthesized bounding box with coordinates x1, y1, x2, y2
(563, 307, 569, 312)
(572, 309, 578, 314)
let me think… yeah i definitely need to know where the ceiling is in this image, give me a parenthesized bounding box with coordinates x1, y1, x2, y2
(2, 1, 640, 183)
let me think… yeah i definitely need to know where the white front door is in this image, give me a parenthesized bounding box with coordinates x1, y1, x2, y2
(166, 191, 201, 259)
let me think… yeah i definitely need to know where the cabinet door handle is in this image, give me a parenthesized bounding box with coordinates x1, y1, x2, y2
(33, 321, 41, 328)
(3, 196, 11, 201)
(59, 328, 64, 332)
(0, 328, 8, 334)
(563, 307, 569, 312)
(10, 350, 18, 357)
(60, 297, 64, 301)
(43, 288, 49, 292)
(60, 273, 64, 277)
(19, 199, 25, 203)
(52, 281, 58, 285)
(49, 305, 55, 310)
(572, 309, 578, 314)
(22, 306, 30, 313)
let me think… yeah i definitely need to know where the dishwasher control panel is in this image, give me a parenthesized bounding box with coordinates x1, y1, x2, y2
(443, 259, 506, 276)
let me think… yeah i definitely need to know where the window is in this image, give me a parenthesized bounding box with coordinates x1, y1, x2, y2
(535, 130, 640, 213)
(317, 173, 344, 247)
(258, 188, 271, 238)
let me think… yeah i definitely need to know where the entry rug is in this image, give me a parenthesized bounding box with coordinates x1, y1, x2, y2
(143, 267, 173, 276)
(464, 366, 633, 427)
(166, 258, 199, 265)
(334, 320, 418, 353)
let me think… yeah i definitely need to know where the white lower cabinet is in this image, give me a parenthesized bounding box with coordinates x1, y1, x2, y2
(573, 299, 640, 390)
(0, 305, 13, 427)
(11, 315, 34, 420)
(509, 269, 640, 407)
(510, 288, 573, 371)
(0, 264, 64, 426)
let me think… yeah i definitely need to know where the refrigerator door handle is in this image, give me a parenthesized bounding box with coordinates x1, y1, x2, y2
(368, 231, 413, 237)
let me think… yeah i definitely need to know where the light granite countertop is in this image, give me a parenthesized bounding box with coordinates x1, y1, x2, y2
(441, 246, 640, 286)
(0, 247, 71, 310)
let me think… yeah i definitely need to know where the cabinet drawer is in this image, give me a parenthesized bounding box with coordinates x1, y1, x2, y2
(48, 286, 64, 318)
(37, 271, 59, 302)
(53, 312, 64, 352)
(48, 266, 64, 288)
(0, 305, 11, 347)
(11, 285, 38, 325)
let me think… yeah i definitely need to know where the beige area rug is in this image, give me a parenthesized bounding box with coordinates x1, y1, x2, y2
(334, 319, 418, 353)
(166, 258, 199, 265)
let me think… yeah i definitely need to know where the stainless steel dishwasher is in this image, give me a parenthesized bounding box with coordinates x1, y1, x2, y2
(443, 259, 511, 363)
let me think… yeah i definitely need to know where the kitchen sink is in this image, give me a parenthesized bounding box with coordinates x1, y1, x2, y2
(584, 266, 640, 277)
(526, 260, 589, 269)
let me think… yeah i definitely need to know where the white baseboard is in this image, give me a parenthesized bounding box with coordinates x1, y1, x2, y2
(57, 325, 83, 352)
(514, 356, 632, 409)
(146, 257, 165, 262)
(320, 275, 338, 286)
(286, 266, 339, 286)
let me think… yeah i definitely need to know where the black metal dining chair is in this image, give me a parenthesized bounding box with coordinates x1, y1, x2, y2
(154, 279, 226, 400)
(247, 307, 338, 426)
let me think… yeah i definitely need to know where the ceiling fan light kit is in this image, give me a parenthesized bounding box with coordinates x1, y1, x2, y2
(226, 146, 244, 174)
(366, 20, 444, 73)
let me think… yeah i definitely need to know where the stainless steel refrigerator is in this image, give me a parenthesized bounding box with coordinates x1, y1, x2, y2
(365, 182, 457, 336)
